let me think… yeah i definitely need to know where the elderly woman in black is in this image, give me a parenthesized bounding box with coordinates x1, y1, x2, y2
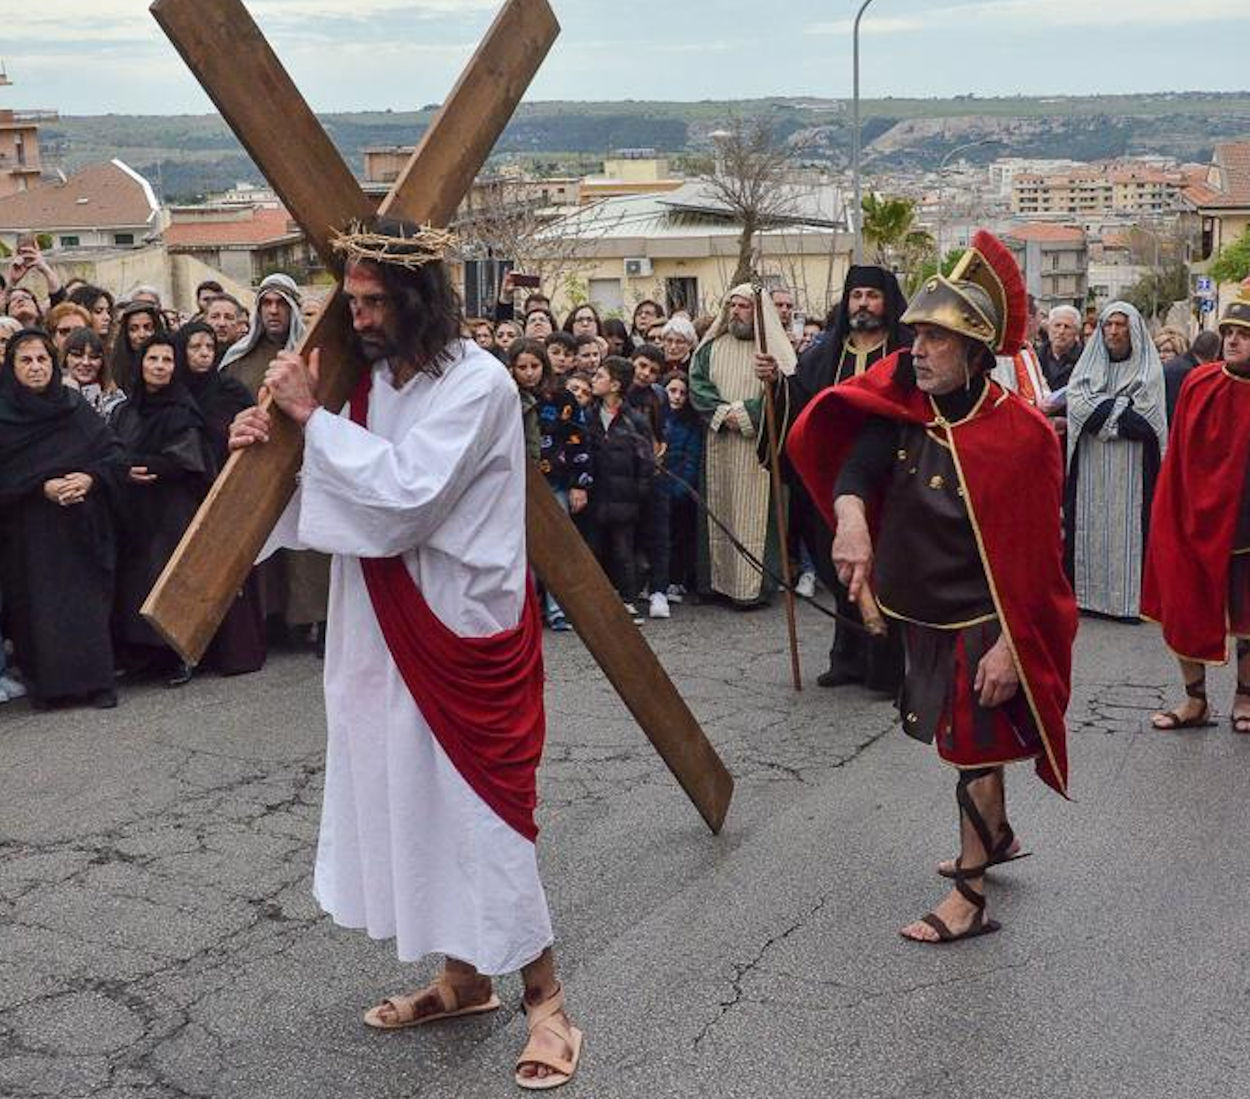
(177, 321, 266, 675)
(112, 333, 216, 685)
(0, 329, 128, 709)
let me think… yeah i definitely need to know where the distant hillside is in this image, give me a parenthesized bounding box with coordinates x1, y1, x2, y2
(37, 92, 1250, 203)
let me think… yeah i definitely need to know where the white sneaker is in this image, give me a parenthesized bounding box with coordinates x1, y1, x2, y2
(665, 584, 685, 604)
(0, 674, 26, 701)
(795, 571, 816, 598)
(649, 592, 671, 619)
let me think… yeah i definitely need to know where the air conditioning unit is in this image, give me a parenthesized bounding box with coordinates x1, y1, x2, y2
(624, 257, 652, 278)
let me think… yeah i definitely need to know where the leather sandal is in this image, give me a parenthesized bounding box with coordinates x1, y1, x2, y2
(363, 977, 501, 1030)
(515, 984, 583, 1091)
(938, 819, 1030, 879)
(1231, 681, 1250, 735)
(1152, 679, 1216, 730)
(905, 772, 1002, 944)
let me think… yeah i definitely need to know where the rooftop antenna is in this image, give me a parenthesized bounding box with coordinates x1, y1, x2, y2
(0, 60, 11, 86)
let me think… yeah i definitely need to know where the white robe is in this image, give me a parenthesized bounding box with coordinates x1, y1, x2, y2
(262, 339, 553, 973)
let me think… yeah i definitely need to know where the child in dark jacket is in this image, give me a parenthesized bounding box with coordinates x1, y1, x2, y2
(585, 355, 655, 619)
(509, 339, 592, 630)
(661, 371, 704, 600)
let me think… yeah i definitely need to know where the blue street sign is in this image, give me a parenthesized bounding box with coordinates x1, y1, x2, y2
(1200, 298, 1217, 313)
(1196, 275, 1214, 292)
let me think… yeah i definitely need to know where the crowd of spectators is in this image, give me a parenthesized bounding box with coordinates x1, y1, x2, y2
(0, 241, 1225, 713)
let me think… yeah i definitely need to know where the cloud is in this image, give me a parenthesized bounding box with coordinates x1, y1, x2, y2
(808, 0, 1250, 36)
(806, 17, 926, 36)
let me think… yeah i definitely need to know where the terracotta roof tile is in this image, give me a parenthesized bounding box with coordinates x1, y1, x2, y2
(1004, 222, 1086, 243)
(0, 160, 158, 231)
(164, 206, 301, 248)
(1195, 140, 1250, 209)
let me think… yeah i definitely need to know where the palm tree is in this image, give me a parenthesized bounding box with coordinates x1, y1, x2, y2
(860, 193, 934, 274)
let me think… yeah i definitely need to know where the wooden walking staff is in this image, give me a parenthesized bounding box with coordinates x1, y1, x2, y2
(753, 287, 803, 691)
(141, 0, 734, 835)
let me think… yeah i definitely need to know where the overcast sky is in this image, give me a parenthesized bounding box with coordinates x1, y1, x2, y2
(8, 0, 1250, 115)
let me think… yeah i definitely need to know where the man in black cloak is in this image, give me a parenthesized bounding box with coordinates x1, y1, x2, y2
(775, 265, 911, 693)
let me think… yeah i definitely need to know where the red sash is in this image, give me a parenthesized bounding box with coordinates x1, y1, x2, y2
(348, 371, 546, 842)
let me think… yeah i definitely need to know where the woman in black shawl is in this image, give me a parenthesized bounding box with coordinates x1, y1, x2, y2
(177, 321, 267, 676)
(0, 329, 128, 709)
(107, 300, 166, 395)
(112, 333, 216, 684)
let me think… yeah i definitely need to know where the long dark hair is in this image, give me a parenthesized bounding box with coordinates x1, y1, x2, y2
(507, 337, 556, 398)
(61, 326, 112, 390)
(345, 217, 463, 376)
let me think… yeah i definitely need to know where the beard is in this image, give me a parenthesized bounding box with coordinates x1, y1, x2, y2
(849, 309, 885, 332)
(355, 326, 398, 363)
(727, 318, 754, 341)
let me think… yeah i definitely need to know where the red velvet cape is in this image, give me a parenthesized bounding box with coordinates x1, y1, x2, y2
(348, 372, 546, 842)
(786, 352, 1077, 796)
(1142, 363, 1250, 663)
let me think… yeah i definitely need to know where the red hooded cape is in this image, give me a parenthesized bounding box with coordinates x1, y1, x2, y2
(786, 352, 1077, 796)
(347, 372, 547, 842)
(1142, 363, 1250, 663)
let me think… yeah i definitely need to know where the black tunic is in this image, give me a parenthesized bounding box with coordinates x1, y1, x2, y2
(111, 382, 216, 653)
(0, 363, 128, 703)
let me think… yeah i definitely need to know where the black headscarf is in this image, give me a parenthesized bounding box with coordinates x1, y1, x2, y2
(825, 265, 910, 352)
(113, 334, 208, 460)
(793, 266, 910, 399)
(0, 328, 126, 504)
(108, 301, 167, 395)
(176, 321, 253, 461)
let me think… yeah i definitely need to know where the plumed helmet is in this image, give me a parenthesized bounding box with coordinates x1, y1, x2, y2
(901, 230, 1028, 355)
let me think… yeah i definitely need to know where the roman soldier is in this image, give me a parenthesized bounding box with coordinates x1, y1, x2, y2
(1144, 293, 1250, 734)
(787, 231, 1077, 943)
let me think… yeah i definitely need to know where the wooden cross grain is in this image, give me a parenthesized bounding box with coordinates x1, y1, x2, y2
(143, 0, 734, 834)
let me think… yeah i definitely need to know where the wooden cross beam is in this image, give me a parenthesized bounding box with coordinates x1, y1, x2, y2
(143, 0, 734, 834)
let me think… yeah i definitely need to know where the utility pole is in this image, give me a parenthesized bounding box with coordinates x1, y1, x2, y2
(851, 0, 876, 264)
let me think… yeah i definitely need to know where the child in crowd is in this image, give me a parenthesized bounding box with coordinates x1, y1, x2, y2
(629, 345, 672, 618)
(565, 372, 593, 414)
(547, 331, 578, 378)
(585, 356, 655, 624)
(574, 333, 602, 372)
(508, 339, 542, 463)
(508, 339, 592, 631)
(494, 319, 521, 358)
(660, 372, 704, 603)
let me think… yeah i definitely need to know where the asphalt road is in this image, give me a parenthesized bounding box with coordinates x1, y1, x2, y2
(2, 599, 1249, 1099)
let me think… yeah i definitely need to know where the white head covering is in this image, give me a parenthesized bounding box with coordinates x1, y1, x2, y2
(1066, 300, 1167, 460)
(218, 272, 306, 372)
(697, 283, 796, 376)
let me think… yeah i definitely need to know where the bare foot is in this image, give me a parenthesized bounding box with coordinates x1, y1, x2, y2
(936, 835, 1021, 877)
(900, 887, 983, 943)
(1151, 695, 1208, 730)
(367, 972, 494, 1027)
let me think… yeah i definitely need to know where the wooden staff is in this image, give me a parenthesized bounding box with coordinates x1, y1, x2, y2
(754, 287, 802, 691)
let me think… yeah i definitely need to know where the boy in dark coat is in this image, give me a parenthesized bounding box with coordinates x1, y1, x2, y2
(585, 356, 655, 620)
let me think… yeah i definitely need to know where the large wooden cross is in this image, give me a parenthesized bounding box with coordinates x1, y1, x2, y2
(142, 0, 733, 833)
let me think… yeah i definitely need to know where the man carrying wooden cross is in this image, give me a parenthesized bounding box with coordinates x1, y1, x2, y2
(228, 217, 582, 1090)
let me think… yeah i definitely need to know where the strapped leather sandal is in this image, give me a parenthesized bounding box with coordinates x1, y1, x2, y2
(515, 984, 583, 1091)
(938, 819, 1031, 879)
(1152, 678, 1216, 731)
(904, 771, 1003, 945)
(1231, 681, 1250, 735)
(363, 976, 501, 1030)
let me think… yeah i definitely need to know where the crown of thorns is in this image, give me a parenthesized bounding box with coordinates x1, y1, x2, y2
(330, 221, 458, 269)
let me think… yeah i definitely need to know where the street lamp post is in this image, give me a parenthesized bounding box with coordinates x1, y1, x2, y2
(935, 138, 997, 266)
(851, 0, 876, 264)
